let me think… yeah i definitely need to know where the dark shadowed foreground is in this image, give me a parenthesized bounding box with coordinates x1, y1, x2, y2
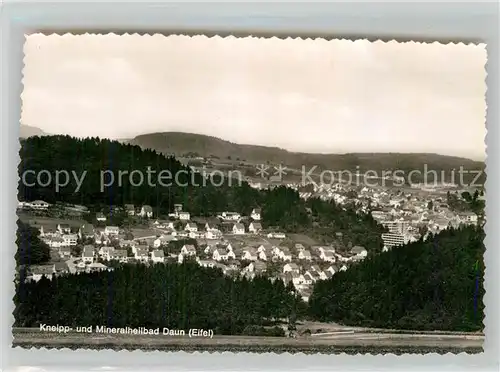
(12, 328, 483, 354)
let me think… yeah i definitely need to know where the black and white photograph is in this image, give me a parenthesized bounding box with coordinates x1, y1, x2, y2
(14, 34, 487, 354)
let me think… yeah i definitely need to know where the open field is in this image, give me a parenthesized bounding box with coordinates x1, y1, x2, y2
(12, 327, 483, 354)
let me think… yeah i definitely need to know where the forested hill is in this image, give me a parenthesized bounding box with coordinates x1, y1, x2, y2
(129, 132, 485, 179)
(309, 225, 485, 332)
(14, 261, 304, 335)
(18, 135, 385, 251)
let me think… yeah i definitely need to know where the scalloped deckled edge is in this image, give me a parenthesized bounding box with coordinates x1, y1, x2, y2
(14, 32, 488, 357)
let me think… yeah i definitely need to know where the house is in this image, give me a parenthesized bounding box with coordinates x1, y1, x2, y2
(154, 235, 176, 248)
(178, 211, 190, 221)
(39, 224, 58, 237)
(258, 250, 267, 261)
(298, 250, 312, 261)
(98, 246, 114, 258)
(283, 263, 300, 274)
(134, 248, 149, 262)
(185, 222, 198, 232)
(206, 229, 222, 240)
(62, 234, 78, 246)
(58, 246, 71, 258)
(151, 249, 165, 263)
(82, 245, 95, 264)
(30, 200, 50, 210)
(325, 265, 339, 276)
(458, 212, 478, 225)
(124, 204, 135, 215)
(53, 262, 69, 275)
(280, 248, 293, 261)
(302, 272, 314, 285)
(212, 248, 229, 261)
(57, 223, 71, 234)
(250, 208, 261, 221)
(320, 250, 336, 262)
(247, 261, 267, 273)
(181, 244, 197, 257)
(248, 222, 262, 234)
(44, 237, 64, 248)
(96, 212, 107, 222)
(221, 212, 241, 221)
(350, 246, 368, 259)
(30, 266, 54, 282)
(232, 223, 245, 235)
(140, 205, 153, 218)
(197, 259, 216, 268)
(174, 203, 183, 213)
(104, 226, 119, 236)
(340, 264, 348, 272)
(85, 262, 108, 273)
(241, 248, 258, 261)
(267, 232, 286, 239)
(79, 223, 95, 239)
(109, 249, 128, 263)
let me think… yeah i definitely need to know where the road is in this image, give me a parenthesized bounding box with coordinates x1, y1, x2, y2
(12, 327, 483, 354)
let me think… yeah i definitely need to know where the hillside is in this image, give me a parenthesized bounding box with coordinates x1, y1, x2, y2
(19, 124, 47, 138)
(18, 135, 385, 251)
(129, 132, 485, 182)
(308, 225, 485, 332)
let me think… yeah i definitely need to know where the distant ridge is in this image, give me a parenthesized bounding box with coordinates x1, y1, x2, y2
(128, 131, 485, 172)
(19, 125, 47, 138)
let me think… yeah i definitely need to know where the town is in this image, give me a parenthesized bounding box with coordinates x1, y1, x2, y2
(17, 177, 482, 304)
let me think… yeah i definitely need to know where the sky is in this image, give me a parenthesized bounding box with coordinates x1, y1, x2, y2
(21, 34, 487, 160)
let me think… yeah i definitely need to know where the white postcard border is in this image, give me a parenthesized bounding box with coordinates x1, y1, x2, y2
(1, 1, 498, 371)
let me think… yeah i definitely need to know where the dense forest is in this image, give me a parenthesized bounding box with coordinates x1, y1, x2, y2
(15, 220, 50, 267)
(308, 225, 485, 332)
(14, 261, 305, 335)
(19, 135, 385, 251)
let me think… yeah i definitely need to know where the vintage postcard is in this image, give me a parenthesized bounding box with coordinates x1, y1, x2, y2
(14, 34, 486, 354)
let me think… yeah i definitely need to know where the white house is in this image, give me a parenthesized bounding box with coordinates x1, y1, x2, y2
(295, 243, 305, 252)
(135, 248, 149, 262)
(206, 229, 222, 240)
(96, 212, 107, 222)
(197, 259, 216, 268)
(151, 249, 165, 263)
(109, 249, 128, 263)
(250, 208, 261, 221)
(178, 211, 190, 221)
(298, 250, 312, 261)
(30, 200, 50, 210)
(258, 250, 267, 261)
(283, 263, 300, 274)
(62, 234, 78, 246)
(185, 222, 198, 232)
(242, 248, 258, 261)
(232, 223, 245, 235)
(82, 245, 95, 264)
(221, 212, 241, 221)
(98, 246, 114, 259)
(320, 250, 336, 262)
(212, 248, 229, 261)
(248, 222, 262, 234)
(104, 226, 119, 236)
(181, 244, 197, 257)
(267, 232, 286, 239)
(140, 205, 153, 218)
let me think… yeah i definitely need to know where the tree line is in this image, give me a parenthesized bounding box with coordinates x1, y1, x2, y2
(14, 261, 305, 335)
(308, 225, 485, 332)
